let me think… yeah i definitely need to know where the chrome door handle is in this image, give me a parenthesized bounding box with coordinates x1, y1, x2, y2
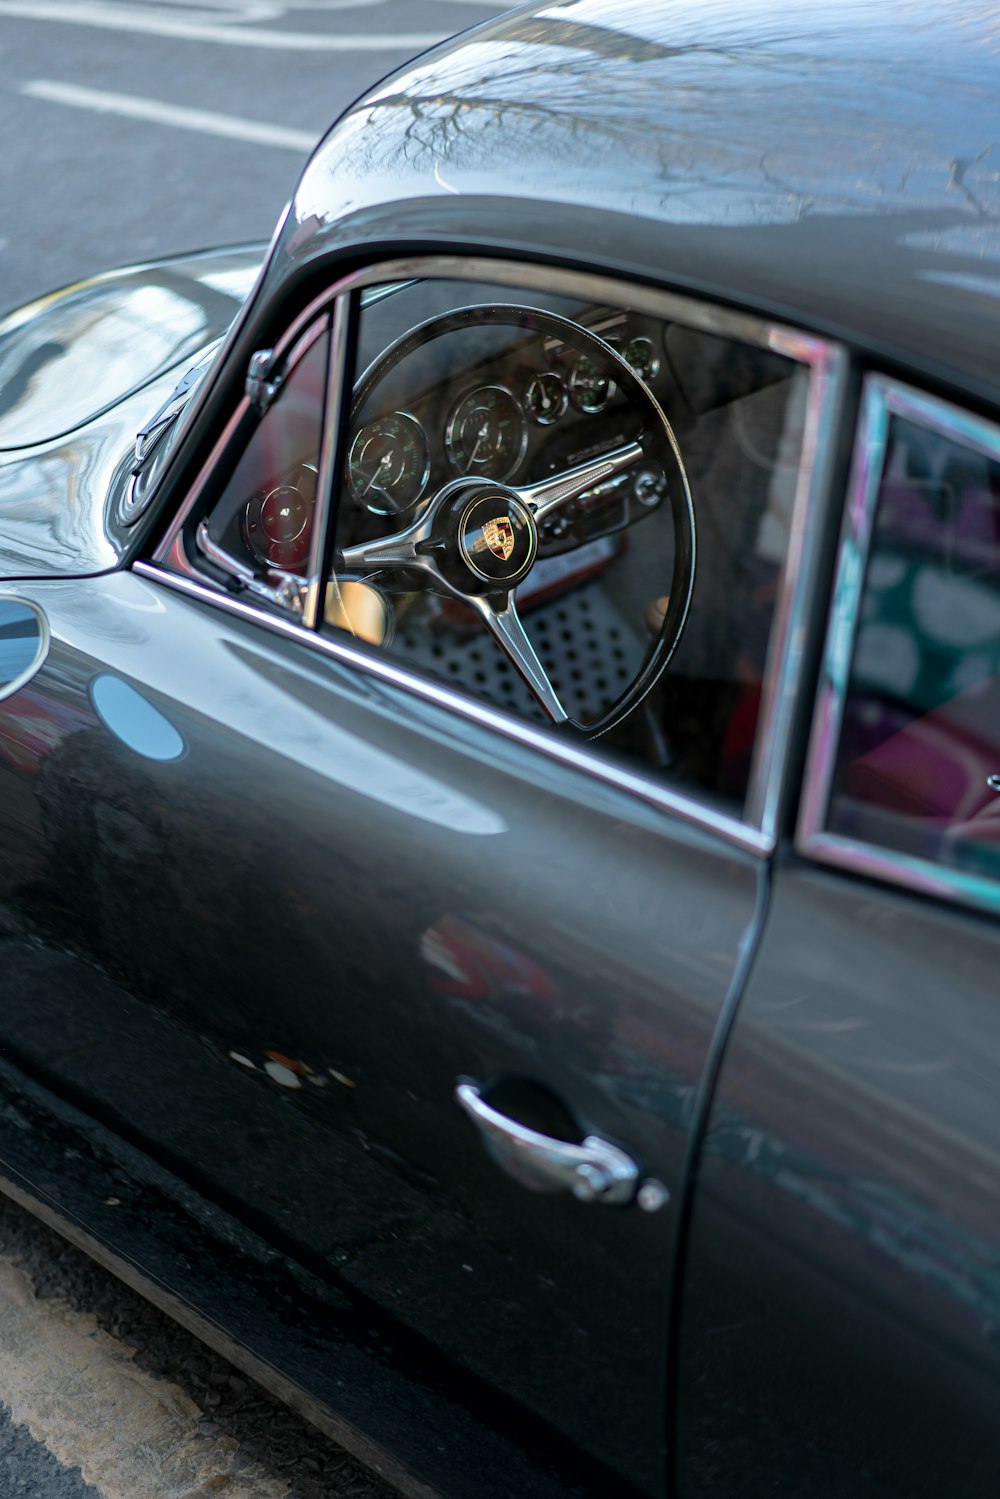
(455, 1081, 640, 1205)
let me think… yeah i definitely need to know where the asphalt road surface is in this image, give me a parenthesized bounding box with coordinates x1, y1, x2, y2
(0, 0, 505, 314)
(0, 3, 505, 1493)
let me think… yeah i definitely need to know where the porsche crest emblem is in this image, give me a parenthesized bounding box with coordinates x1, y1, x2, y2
(483, 516, 515, 561)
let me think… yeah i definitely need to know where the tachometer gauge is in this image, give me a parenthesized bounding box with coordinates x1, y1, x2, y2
(624, 336, 659, 383)
(348, 412, 430, 516)
(524, 371, 567, 425)
(445, 385, 526, 481)
(569, 354, 615, 413)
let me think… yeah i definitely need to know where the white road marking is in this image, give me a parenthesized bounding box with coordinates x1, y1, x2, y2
(152, 0, 284, 14)
(153, 0, 416, 11)
(278, 1, 500, 8)
(0, 1255, 290, 1499)
(288, 0, 501, 6)
(22, 81, 318, 152)
(0, 1, 442, 50)
(107, 0, 500, 10)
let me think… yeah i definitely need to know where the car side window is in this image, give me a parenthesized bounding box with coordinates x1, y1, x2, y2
(321, 275, 815, 820)
(824, 397, 1000, 880)
(194, 319, 330, 588)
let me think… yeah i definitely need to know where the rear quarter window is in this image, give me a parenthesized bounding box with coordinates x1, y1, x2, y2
(808, 380, 1000, 895)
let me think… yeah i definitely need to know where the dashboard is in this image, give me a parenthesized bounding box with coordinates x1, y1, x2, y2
(346, 330, 663, 515)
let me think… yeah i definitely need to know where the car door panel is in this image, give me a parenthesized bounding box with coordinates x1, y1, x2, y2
(676, 861, 1000, 1497)
(0, 569, 766, 1496)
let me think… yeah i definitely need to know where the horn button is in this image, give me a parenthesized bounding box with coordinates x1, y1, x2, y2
(440, 484, 537, 593)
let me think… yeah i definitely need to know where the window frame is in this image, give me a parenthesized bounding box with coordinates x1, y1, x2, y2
(156, 292, 350, 626)
(798, 374, 1000, 918)
(142, 253, 846, 856)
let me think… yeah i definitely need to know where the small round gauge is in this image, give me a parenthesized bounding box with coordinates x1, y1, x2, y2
(624, 336, 660, 383)
(445, 385, 527, 481)
(569, 354, 615, 413)
(347, 412, 430, 516)
(243, 463, 316, 570)
(524, 371, 567, 426)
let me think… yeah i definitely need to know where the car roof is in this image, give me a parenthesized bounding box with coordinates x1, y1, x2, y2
(263, 0, 1000, 406)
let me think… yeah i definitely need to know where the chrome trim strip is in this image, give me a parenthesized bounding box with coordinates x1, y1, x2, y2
(133, 560, 772, 858)
(328, 257, 809, 353)
(797, 375, 1000, 918)
(800, 830, 1000, 917)
(798, 376, 888, 841)
(152, 252, 847, 842)
(744, 334, 848, 836)
(304, 297, 351, 628)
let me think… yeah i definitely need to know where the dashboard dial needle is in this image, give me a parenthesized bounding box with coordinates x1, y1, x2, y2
(361, 452, 394, 499)
(467, 421, 492, 469)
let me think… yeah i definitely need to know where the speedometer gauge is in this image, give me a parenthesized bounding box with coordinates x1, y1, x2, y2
(445, 385, 526, 481)
(348, 412, 430, 516)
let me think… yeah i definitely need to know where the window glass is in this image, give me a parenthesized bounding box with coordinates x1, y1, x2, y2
(827, 411, 1000, 878)
(323, 277, 811, 816)
(199, 321, 329, 579)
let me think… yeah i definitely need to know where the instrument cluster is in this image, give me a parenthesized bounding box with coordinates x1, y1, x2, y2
(344, 329, 663, 521)
(237, 308, 669, 575)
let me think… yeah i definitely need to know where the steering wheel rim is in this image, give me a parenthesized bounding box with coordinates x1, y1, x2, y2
(339, 302, 697, 738)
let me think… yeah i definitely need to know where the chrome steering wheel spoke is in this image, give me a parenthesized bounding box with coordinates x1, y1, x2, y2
(337, 508, 436, 576)
(518, 440, 644, 522)
(467, 592, 569, 723)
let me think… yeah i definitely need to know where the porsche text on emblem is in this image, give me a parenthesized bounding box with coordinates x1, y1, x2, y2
(483, 516, 515, 561)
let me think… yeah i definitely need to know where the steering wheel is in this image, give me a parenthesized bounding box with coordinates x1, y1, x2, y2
(336, 304, 696, 738)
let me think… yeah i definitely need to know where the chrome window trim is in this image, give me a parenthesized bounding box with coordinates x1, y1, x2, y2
(304, 295, 352, 629)
(744, 330, 847, 838)
(151, 252, 847, 848)
(133, 560, 771, 858)
(797, 374, 1000, 918)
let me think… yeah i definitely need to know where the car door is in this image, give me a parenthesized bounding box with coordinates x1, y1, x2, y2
(0, 258, 840, 1498)
(676, 376, 1000, 1498)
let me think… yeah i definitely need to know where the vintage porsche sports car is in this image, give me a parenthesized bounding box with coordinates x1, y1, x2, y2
(0, 2, 997, 1496)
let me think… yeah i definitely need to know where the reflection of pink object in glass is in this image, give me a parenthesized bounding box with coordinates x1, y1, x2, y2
(879, 482, 999, 575)
(845, 673, 1000, 827)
